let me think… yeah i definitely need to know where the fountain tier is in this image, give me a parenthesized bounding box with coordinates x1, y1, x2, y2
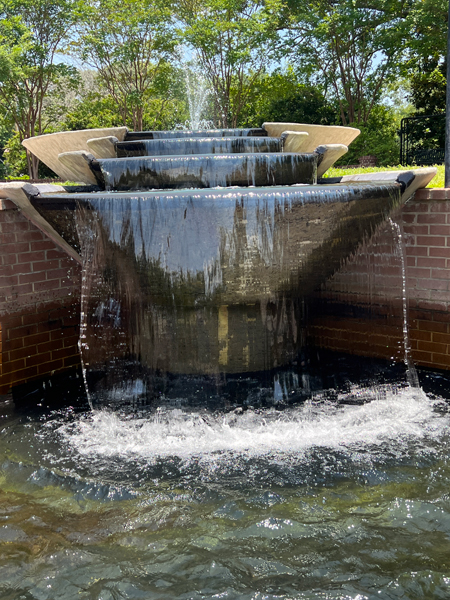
(115, 137, 283, 157)
(12, 123, 436, 405)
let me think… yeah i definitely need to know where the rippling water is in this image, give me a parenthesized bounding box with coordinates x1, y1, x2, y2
(1, 382, 450, 599)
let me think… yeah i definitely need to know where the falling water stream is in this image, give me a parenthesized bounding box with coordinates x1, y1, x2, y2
(3, 124, 449, 598)
(2, 219, 450, 599)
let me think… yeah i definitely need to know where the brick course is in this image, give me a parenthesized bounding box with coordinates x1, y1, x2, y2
(2, 187, 450, 395)
(0, 201, 81, 395)
(310, 188, 450, 370)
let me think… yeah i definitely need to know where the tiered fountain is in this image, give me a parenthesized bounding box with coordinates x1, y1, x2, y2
(3, 122, 435, 407)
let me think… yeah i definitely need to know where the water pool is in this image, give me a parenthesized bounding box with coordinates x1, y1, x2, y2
(1, 380, 450, 600)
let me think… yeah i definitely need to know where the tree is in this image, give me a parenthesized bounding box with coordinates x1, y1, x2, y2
(336, 105, 400, 166)
(284, 0, 409, 126)
(408, 60, 446, 116)
(236, 68, 336, 127)
(180, 0, 282, 128)
(407, 0, 448, 61)
(72, 0, 177, 132)
(0, 0, 78, 178)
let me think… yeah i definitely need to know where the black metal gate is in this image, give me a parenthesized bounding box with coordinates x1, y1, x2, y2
(399, 113, 445, 165)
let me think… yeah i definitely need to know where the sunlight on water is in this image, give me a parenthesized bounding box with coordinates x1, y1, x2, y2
(59, 386, 449, 467)
(2, 385, 450, 600)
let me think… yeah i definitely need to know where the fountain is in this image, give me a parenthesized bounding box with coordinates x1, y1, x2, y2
(9, 122, 435, 407)
(2, 125, 450, 600)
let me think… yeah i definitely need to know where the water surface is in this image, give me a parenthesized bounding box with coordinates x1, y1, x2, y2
(1, 383, 450, 599)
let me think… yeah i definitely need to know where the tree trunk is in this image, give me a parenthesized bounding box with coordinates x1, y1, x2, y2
(26, 149, 40, 180)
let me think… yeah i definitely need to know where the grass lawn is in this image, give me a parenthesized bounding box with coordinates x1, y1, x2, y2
(324, 164, 444, 188)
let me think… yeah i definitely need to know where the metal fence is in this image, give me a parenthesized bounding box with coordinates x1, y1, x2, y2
(399, 113, 445, 165)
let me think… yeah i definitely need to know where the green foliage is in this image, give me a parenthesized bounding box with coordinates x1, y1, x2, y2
(409, 60, 446, 115)
(0, 0, 78, 177)
(237, 68, 336, 128)
(71, 0, 177, 131)
(407, 0, 448, 61)
(3, 131, 55, 178)
(180, 0, 282, 127)
(285, 0, 409, 126)
(61, 64, 190, 132)
(336, 105, 400, 167)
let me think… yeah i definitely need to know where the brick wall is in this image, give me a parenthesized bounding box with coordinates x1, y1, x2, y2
(0, 199, 81, 395)
(310, 188, 450, 370)
(1, 187, 450, 397)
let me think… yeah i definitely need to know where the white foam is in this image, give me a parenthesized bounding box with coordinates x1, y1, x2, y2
(58, 386, 449, 466)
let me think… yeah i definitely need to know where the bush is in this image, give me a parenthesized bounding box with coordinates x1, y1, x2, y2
(337, 105, 400, 167)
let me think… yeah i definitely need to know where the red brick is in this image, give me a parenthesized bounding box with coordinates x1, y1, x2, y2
(18, 272, 46, 285)
(30, 240, 55, 252)
(25, 352, 51, 368)
(429, 291, 450, 302)
(46, 249, 66, 260)
(31, 259, 60, 273)
(432, 331, 450, 344)
(21, 311, 45, 326)
(405, 246, 428, 257)
(0, 221, 29, 233)
(0, 232, 18, 244)
(23, 332, 50, 348)
(8, 322, 38, 337)
(429, 247, 450, 258)
(432, 311, 450, 323)
(51, 346, 78, 361)
(418, 320, 448, 333)
(33, 279, 60, 293)
(2, 242, 30, 254)
(37, 339, 64, 354)
(0, 367, 39, 386)
(417, 214, 444, 225)
(37, 359, 64, 374)
(9, 262, 32, 275)
(4, 357, 26, 373)
(11, 283, 33, 296)
(0, 274, 18, 287)
(42, 287, 75, 301)
(430, 225, 450, 236)
(20, 230, 45, 242)
(410, 330, 432, 342)
(416, 278, 448, 291)
(403, 225, 429, 235)
(411, 350, 434, 365)
(431, 200, 450, 211)
(402, 213, 416, 224)
(1, 253, 18, 265)
(410, 202, 431, 213)
(417, 236, 446, 247)
(7, 346, 33, 362)
(417, 257, 446, 269)
(431, 269, 450, 280)
(420, 189, 450, 200)
(407, 267, 431, 278)
(430, 353, 450, 367)
(417, 301, 448, 312)
(46, 268, 70, 281)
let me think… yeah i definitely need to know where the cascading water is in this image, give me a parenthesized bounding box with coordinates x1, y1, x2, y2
(28, 126, 418, 408)
(4, 125, 450, 599)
